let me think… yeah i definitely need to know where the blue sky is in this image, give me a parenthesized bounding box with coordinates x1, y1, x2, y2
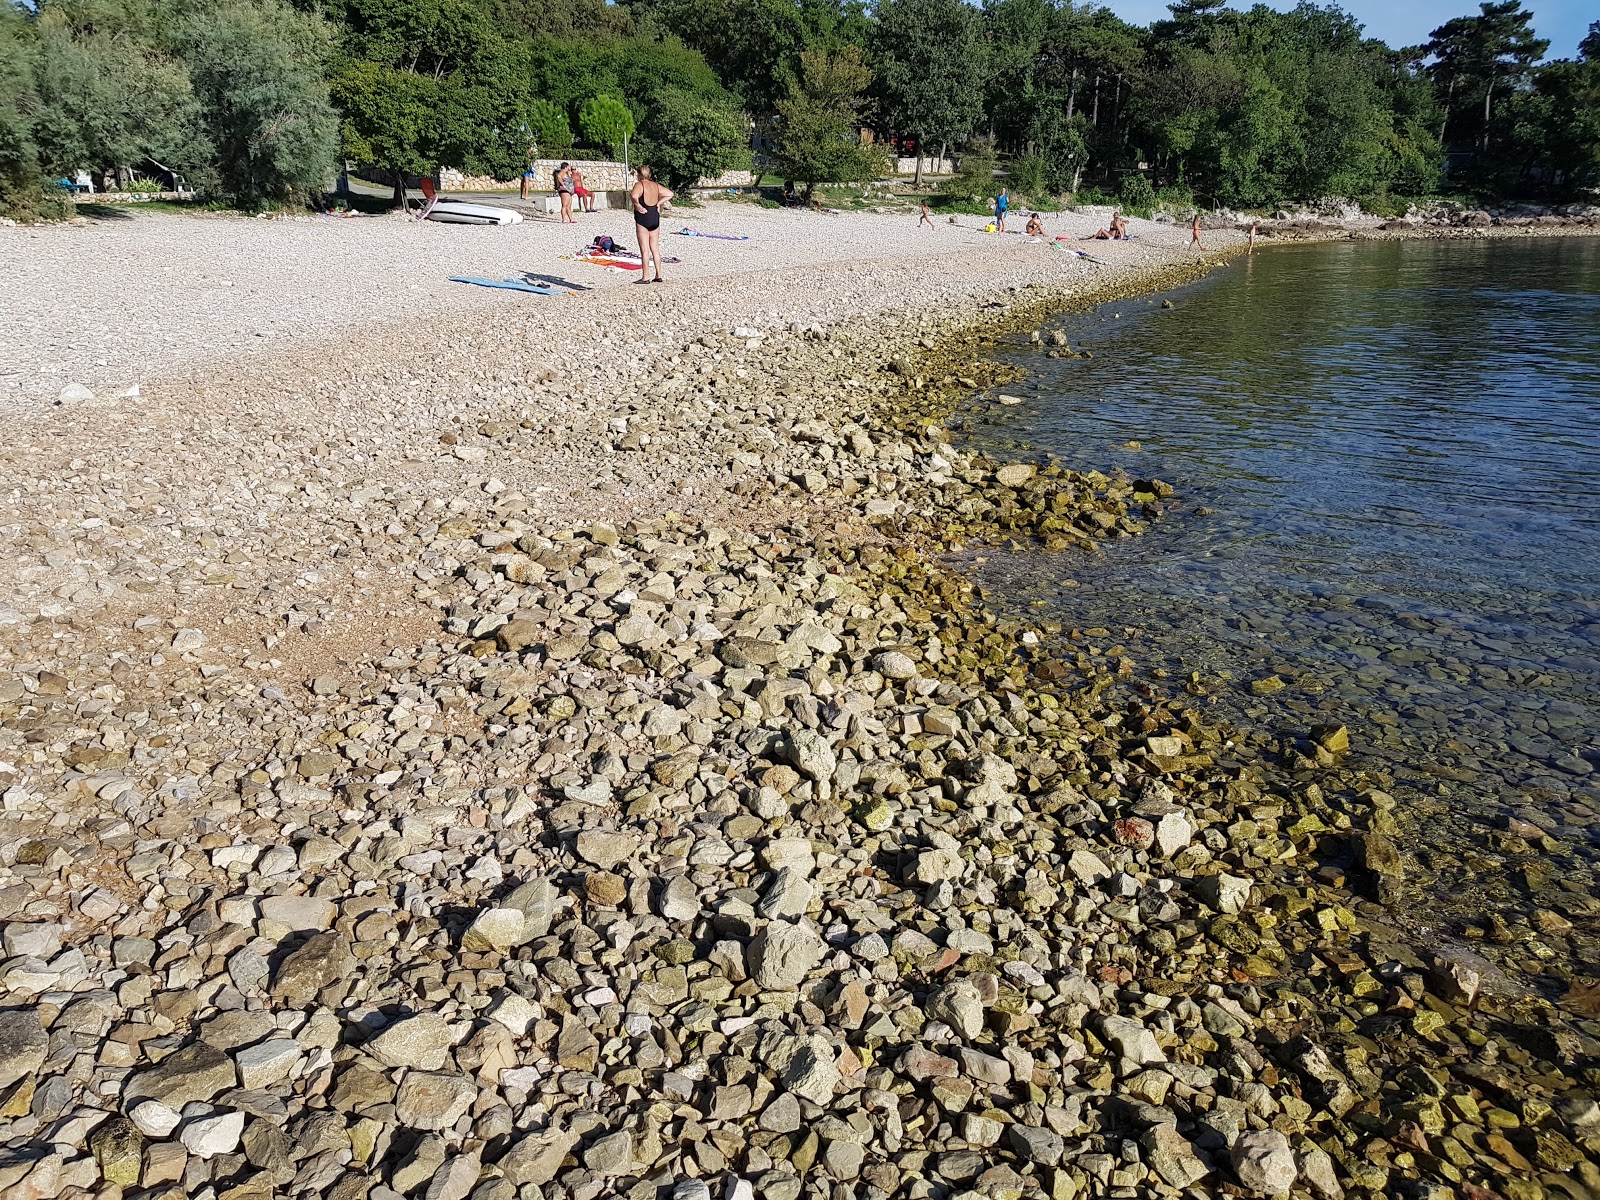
(1101, 1, 1595, 58)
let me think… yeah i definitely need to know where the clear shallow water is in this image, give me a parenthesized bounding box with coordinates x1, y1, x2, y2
(963, 237, 1600, 976)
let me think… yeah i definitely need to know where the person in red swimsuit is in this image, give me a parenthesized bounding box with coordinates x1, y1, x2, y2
(572, 166, 596, 214)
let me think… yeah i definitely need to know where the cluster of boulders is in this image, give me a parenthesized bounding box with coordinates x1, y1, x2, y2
(1, 265, 1597, 1200)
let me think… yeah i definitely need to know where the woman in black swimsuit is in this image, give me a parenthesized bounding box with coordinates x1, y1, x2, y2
(629, 165, 674, 284)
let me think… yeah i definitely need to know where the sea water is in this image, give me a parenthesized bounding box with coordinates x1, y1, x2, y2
(961, 236, 1600, 978)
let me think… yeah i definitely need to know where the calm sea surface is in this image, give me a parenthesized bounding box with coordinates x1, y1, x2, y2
(962, 236, 1600, 975)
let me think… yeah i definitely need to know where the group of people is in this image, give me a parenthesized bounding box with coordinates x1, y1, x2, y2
(518, 159, 600, 222)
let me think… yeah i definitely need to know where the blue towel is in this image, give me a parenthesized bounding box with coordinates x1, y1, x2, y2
(450, 276, 561, 295)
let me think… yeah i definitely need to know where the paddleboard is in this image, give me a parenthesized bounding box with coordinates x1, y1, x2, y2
(427, 201, 524, 226)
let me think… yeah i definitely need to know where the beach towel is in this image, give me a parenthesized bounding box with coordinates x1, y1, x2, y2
(675, 228, 750, 241)
(451, 276, 565, 295)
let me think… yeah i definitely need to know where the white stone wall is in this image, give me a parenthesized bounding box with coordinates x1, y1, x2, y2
(896, 156, 956, 177)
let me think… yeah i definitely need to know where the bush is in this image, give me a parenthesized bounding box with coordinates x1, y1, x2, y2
(579, 94, 635, 153)
(172, 0, 340, 207)
(635, 87, 750, 189)
(940, 137, 998, 202)
(526, 99, 571, 152)
(1006, 153, 1047, 197)
(1119, 172, 1155, 213)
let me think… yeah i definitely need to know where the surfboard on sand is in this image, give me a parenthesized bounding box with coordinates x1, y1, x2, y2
(427, 201, 524, 226)
(450, 276, 563, 294)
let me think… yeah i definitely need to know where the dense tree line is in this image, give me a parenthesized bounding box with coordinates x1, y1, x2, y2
(1, 0, 1596, 220)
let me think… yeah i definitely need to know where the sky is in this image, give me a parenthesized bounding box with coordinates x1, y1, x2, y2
(1102, 0, 1595, 58)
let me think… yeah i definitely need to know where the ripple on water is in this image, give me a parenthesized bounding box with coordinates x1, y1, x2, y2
(964, 235, 1600, 976)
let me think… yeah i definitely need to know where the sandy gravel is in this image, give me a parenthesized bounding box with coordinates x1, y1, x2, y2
(3, 202, 1206, 406)
(0, 201, 1236, 675)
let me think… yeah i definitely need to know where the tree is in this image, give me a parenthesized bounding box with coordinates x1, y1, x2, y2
(525, 98, 572, 151)
(871, 0, 983, 183)
(635, 86, 750, 188)
(578, 92, 634, 152)
(1424, 1, 1548, 152)
(26, 0, 205, 188)
(623, 0, 870, 115)
(0, 3, 60, 219)
(330, 59, 440, 200)
(773, 44, 886, 196)
(174, 0, 341, 205)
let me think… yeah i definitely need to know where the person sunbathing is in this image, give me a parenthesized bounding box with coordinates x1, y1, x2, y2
(1025, 213, 1045, 236)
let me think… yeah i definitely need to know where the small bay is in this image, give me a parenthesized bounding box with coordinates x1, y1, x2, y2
(964, 235, 1600, 982)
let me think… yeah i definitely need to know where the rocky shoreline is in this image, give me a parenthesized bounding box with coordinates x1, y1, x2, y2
(2, 253, 1597, 1200)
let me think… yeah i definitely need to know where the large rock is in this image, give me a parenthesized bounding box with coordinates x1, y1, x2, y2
(1198, 873, 1252, 915)
(926, 979, 986, 1041)
(783, 729, 836, 783)
(748, 921, 824, 990)
(396, 1071, 477, 1130)
(270, 932, 353, 1006)
(366, 1012, 454, 1070)
(582, 1130, 634, 1176)
(462, 908, 524, 953)
(180, 1109, 245, 1158)
(258, 895, 337, 932)
(504, 877, 558, 940)
(1143, 1124, 1210, 1189)
(1100, 1015, 1166, 1064)
(763, 1033, 839, 1105)
(499, 1128, 579, 1186)
(576, 830, 638, 870)
(0, 1009, 48, 1090)
(124, 1042, 237, 1107)
(1232, 1130, 1297, 1195)
(1007, 1124, 1063, 1166)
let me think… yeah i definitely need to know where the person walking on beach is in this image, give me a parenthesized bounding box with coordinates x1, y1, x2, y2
(919, 199, 934, 229)
(520, 152, 536, 201)
(1189, 211, 1202, 250)
(630, 165, 673, 284)
(995, 187, 1009, 233)
(572, 166, 596, 214)
(555, 162, 575, 223)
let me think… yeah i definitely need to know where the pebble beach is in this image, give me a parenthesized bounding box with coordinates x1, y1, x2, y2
(0, 202, 1596, 1200)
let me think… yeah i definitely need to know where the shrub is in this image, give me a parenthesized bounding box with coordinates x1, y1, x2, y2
(940, 137, 998, 202)
(635, 87, 750, 189)
(1119, 172, 1155, 213)
(579, 94, 635, 153)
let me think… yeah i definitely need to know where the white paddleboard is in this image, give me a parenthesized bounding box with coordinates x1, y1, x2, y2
(426, 201, 524, 226)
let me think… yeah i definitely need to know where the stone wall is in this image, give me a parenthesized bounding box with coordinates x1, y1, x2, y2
(896, 156, 956, 177)
(439, 161, 631, 193)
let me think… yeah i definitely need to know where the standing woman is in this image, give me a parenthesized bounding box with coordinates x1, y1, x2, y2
(556, 162, 575, 224)
(629, 165, 673, 284)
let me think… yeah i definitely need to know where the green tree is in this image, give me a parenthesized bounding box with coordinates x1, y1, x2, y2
(773, 44, 887, 196)
(635, 86, 750, 188)
(578, 92, 635, 152)
(1424, 1, 1548, 152)
(0, 3, 59, 219)
(329, 59, 440, 200)
(26, 0, 204, 188)
(174, 0, 341, 205)
(871, 0, 983, 183)
(525, 97, 572, 150)
(625, 0, 870, 115)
